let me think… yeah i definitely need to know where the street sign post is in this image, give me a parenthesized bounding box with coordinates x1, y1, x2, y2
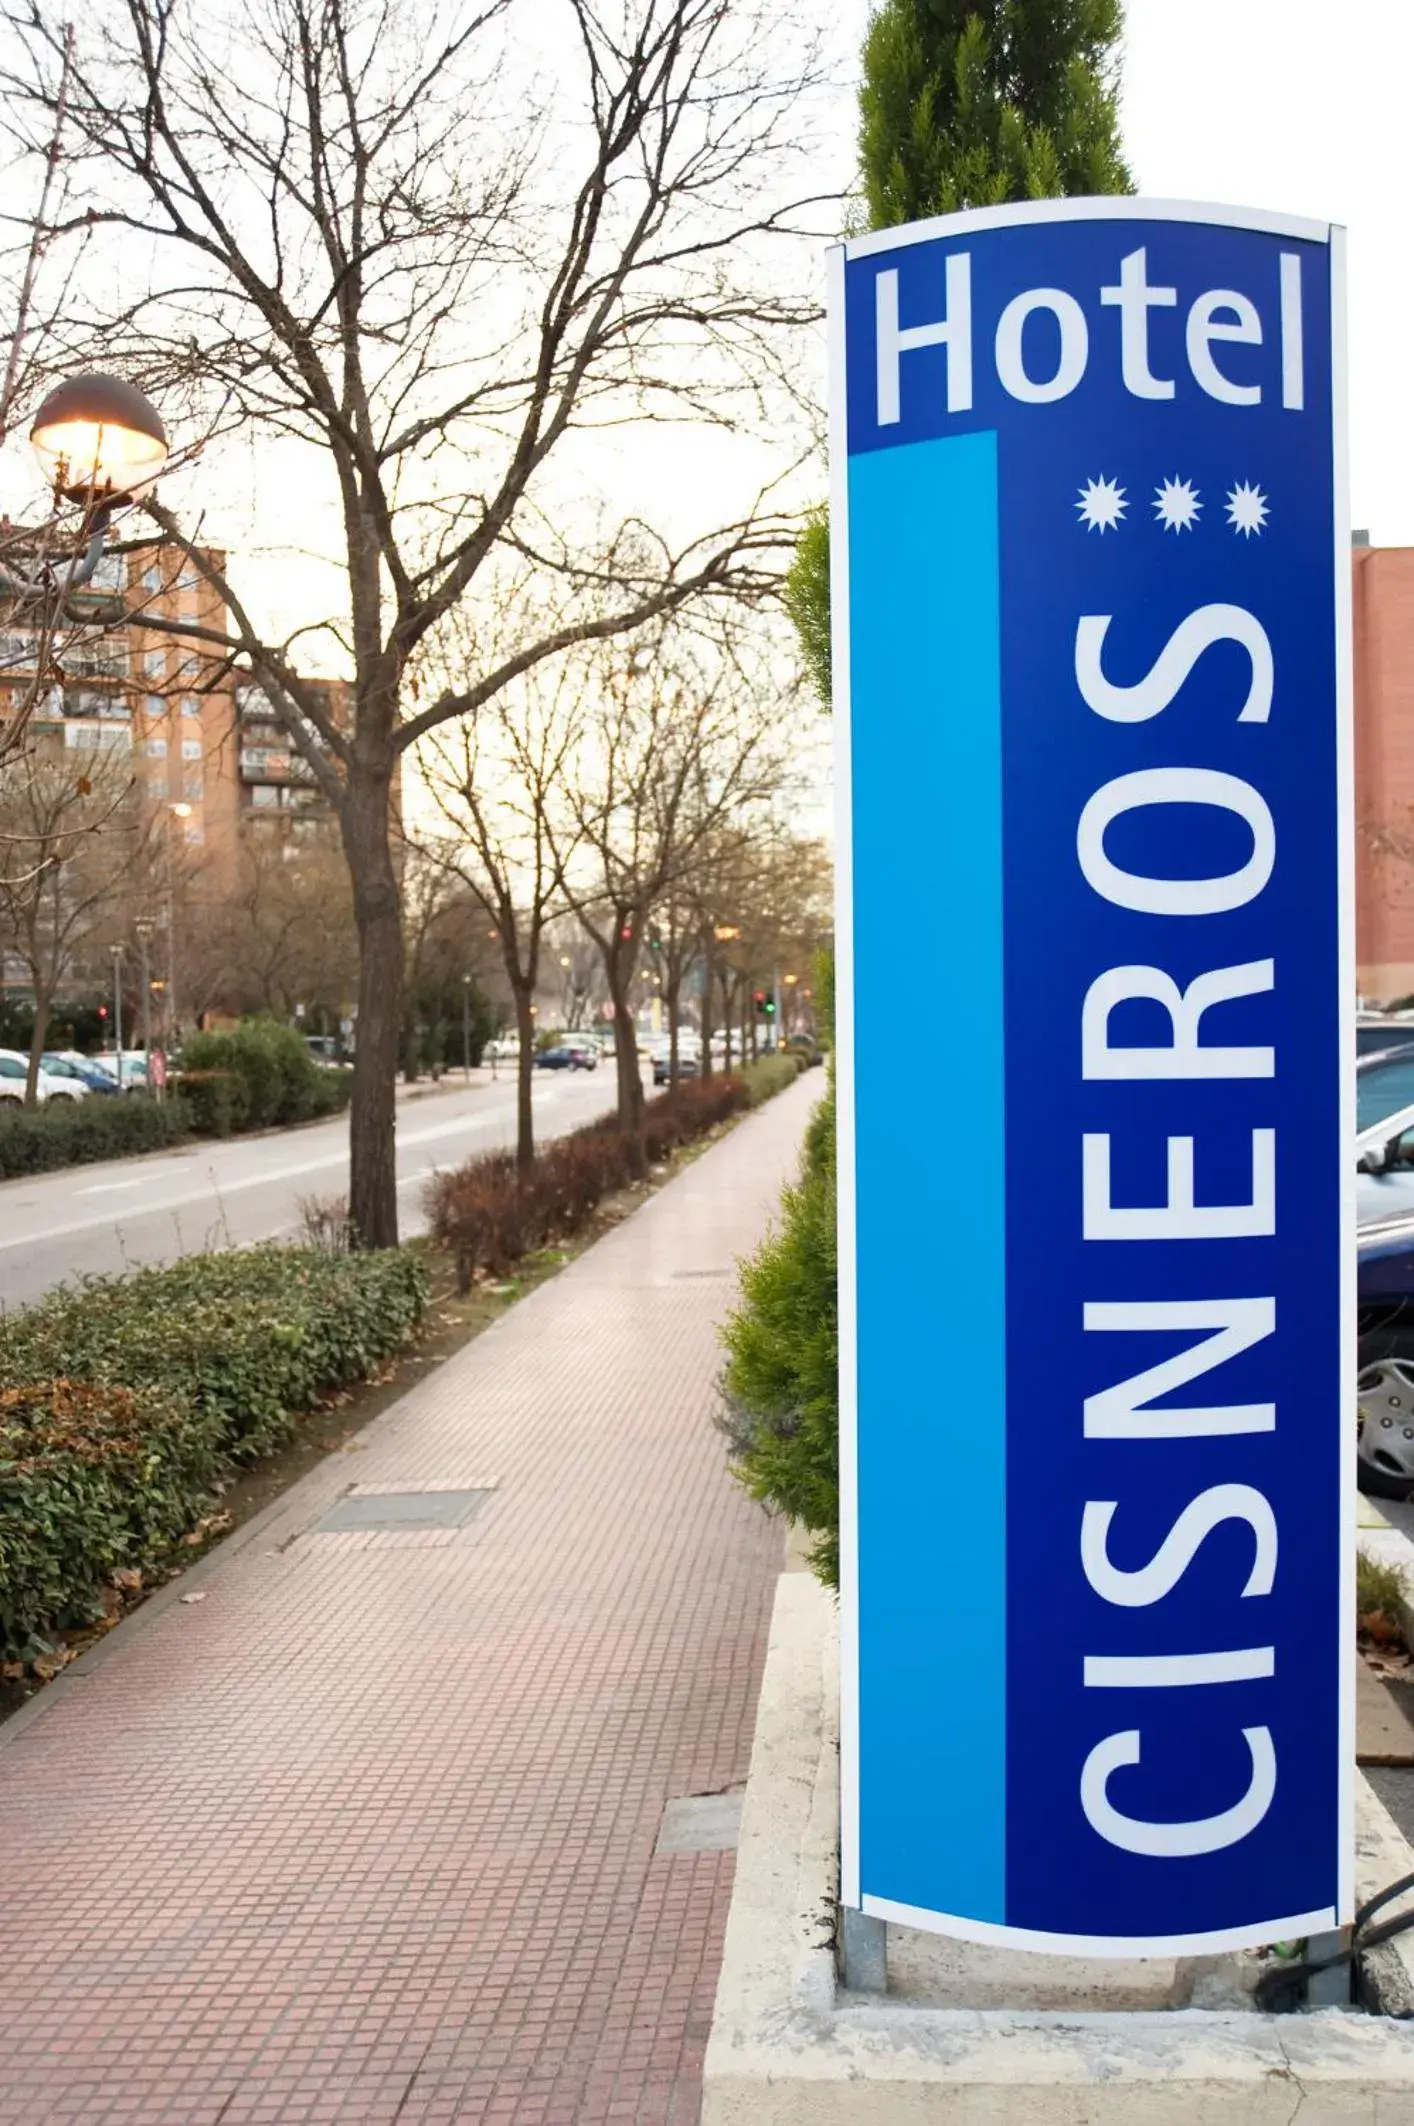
(831, 200, 1351, 1955)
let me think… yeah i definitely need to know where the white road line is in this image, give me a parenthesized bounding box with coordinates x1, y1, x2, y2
(0, 1082, 620, 1254)
(72, 1180, 142, 1197)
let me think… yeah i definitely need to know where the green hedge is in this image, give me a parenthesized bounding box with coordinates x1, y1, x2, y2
(0, 1094, 192, 1179)
(177, 1019, 341, 1130)
(719, 1075, 839, 1583)
(0, 1244, 429, 1656)
(741, 1051, 805, 1105)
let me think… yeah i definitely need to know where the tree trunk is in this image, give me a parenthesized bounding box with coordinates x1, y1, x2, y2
(342, 761, 403, 1249)
(26, 987, 51, 1105)
(700, 947, 715, 1082)
(514, 985, 536, 1174)
(611, 992, 645, 1164)
(720, 968, 734, 1072)
(667, 977, 681, 1085)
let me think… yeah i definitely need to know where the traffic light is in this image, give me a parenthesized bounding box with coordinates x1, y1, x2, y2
(754, 989, 776, 1019)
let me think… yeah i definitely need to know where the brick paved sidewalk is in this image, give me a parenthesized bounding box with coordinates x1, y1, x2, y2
(0, 1075, 817, 2126)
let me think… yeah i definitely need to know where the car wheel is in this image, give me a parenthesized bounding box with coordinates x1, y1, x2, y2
(1358, 1323, 1414, 1499)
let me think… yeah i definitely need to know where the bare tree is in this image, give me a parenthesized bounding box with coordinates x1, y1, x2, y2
(2, 0, 830, 1242)
(0, 735, 140, 1094)
(417, 649, 585, 1171)
(555, 622, 787, 1154)
(183, 832, 356, 1021)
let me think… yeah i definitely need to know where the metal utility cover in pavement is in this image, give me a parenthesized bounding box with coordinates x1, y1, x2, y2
(314, 1489, 491, 1533)
(655, 1793, 743, 1854)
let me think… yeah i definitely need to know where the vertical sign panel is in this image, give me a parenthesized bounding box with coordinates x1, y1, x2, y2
(832, 201, 1351, 1954)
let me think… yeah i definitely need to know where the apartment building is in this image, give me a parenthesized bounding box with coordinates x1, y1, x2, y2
(0, 541, 359, 878)
(234, 675, 353, 849)
(1355, 539, 1414, 1000)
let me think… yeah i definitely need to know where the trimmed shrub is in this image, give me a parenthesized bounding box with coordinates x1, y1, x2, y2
(0, 1094, 191, 1179)
(741, 1052, 801, 1105)
(428, 1073, 758, 1283)
(171, 1068, 247, 1137)
(0, 1245, 430, 1463)
(0, 1380, 223, 1655)
(0, 1244, 430, 1655)
(178, 1019, 326, 1128)
(719, 1078, 839, 1584)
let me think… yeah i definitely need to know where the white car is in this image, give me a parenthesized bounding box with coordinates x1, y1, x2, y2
(0, 1050, 79, 1105)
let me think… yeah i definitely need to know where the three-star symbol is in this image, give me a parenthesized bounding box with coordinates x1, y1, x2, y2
(1074, 475, 1271, 536)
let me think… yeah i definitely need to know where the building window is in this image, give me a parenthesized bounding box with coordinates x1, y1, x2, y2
(144, 736, 168, 758)
(184, 823, 205, 844)
(145, 694, 164, 719)
(184, 774, 204, 799)
(181, 694, 201, 718)
(181, 738, 202, 761)
(147, 773, 168, 798)
(143, 649, 165, 680)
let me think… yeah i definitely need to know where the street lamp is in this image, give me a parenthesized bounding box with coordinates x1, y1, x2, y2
(461, 973, 473, 1083)
(164, 801, 191, 1048)
(134, 916, 156, 1082)
(1, 373, 169, 603)
(30, 373, 168, 503)
(108, 942, 124, 1055)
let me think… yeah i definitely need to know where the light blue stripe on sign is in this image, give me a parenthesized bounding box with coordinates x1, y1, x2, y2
(849, 430, 1006, 1924)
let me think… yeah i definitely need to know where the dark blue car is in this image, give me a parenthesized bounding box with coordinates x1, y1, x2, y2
(1358, 1215, 1414, 1498)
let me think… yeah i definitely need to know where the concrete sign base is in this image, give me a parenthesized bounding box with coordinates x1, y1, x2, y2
(702, 1575, 1414, 2125)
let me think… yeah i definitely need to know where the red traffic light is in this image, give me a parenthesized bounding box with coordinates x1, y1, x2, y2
(98, 1005, 108, 1019)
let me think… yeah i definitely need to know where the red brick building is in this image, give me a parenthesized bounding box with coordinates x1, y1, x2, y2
(1355, 539, 1414, 1000)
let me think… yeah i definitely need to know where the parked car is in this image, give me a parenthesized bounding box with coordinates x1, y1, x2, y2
(653, 1042, 701, 1086)
(785, 1034, 825, 1067)
(1357, 1047, 1414, 1136)
(41, 1053, 116, 1097)
(0, 1050, 76, 1104)
(51, 1050, 121, 1093)
(536, 1039, 599, 1071)
(87, 1049, 150, 1092)
(1357, 1011, 1414, 1058)
(303, 1035, 346, 1068)
(1357, 1215, 1414, 1497)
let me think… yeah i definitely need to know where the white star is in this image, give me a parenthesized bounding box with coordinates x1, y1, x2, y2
(1154, 476, 1202, 533)
(1227, 481, 1270, 538)
(1076, 475, 1127, 534)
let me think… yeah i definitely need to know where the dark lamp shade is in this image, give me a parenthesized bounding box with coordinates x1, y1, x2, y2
(30, 373, 168, 499)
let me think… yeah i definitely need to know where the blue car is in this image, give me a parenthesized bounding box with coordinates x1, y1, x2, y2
(41, 1053, 120, 1095)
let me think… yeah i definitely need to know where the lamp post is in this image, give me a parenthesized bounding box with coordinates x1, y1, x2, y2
(165, 801, 191, 1048)
(461, 973, 472, 1084)
(134, 915, 155, 1085)
(108, 942, 123, 1056)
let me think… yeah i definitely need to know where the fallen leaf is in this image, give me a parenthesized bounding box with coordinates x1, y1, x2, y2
(112, 1568, 143, 1592)
(32, 1649, 75, 1680)
(1360, 1609, 1403, 1644)
(179, 1591, 207, 1606)
(2, 1661, 26, 1681)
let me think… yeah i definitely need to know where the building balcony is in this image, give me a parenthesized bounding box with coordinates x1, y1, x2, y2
(239, 745, 318, 785)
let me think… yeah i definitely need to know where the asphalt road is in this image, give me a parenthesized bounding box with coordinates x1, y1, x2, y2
(0, 1067, 624, 1312)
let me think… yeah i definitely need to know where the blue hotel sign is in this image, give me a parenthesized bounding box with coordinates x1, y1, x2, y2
(831, 201, 1353, 1953)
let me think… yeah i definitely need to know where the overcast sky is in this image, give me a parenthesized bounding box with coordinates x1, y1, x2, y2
(1123, 0, 1410, 543)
